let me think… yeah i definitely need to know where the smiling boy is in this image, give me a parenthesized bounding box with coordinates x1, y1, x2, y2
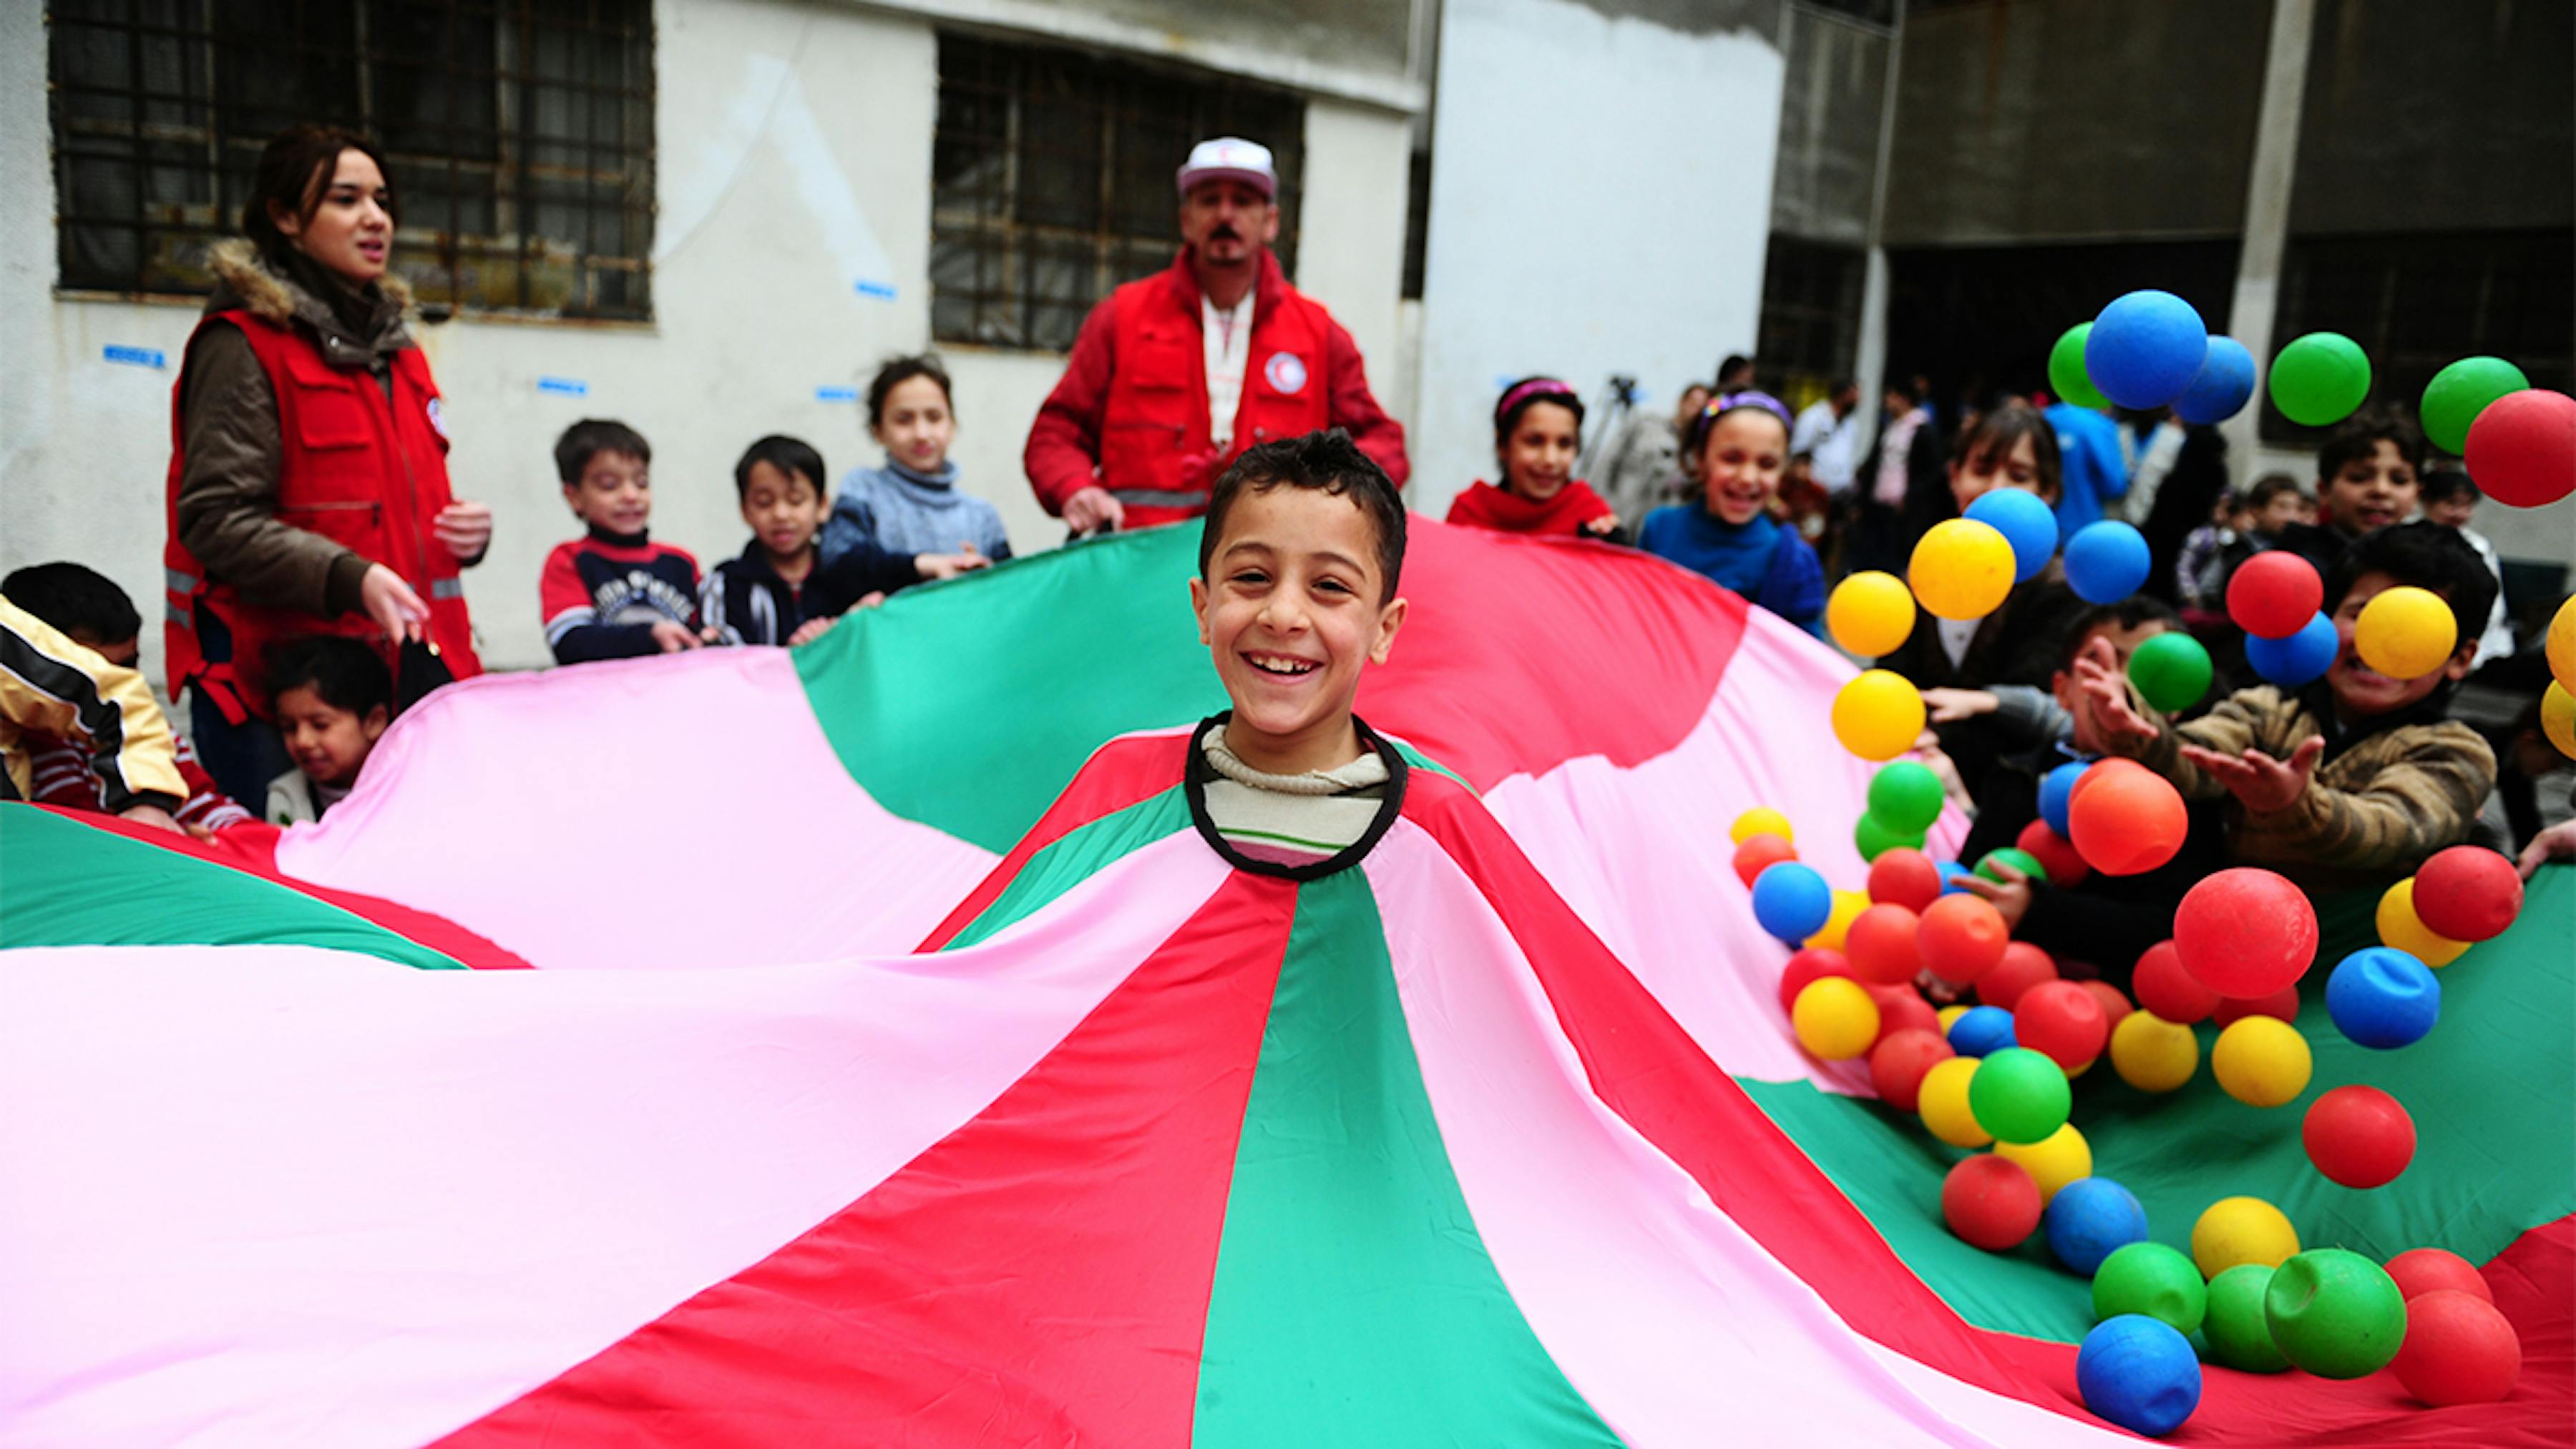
(2274, 406, 2423, 577)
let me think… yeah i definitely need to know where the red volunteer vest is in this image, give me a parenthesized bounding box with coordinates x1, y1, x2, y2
(1098, 254, 1335, 527)
(162, 310, 482, 721)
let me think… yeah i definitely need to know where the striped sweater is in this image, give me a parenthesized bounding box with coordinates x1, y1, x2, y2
(1195, 723, 1390, 870)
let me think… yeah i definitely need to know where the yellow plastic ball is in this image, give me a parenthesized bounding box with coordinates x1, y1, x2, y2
(1918, 1055, 1992, 1148)
(1936, 1004, 1970, 1034)
(2376, 877, 2469, 967)
(1994, 1123, 2092, 1205)
(2545, 681, 2576, 761)
(1805, 888, 1873, 952)
(2548, 594, 2576, 695)
(2354, 585, 2458, 679)
(1792, 977, 1880, 1060)
(2191, 1196, 2301, 1279)
(1828, 571, 1918, 658)
(1832, 669, 1928, 762)
(2212, 1016, 2313, 1108)
(2109, 1010, 2200, 1093)
(1907, 518, 2016, 621)
(1730, 806, 1795, 847)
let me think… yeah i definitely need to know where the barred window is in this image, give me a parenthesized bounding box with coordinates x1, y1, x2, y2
(932, 33, 1305, 353)
(48, 0, 655, 321)
(1758, 233, 1867, 394)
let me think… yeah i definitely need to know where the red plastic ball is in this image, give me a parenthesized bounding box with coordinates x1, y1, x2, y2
(2392, 1289, 2524, 1406)
(1867, 981, 1941, 1043)
(1733, 832, 1797, 888)
(1845, 904, 1925, 985)
(1918, 894, 2010, 985)
(1777, 947, 1855, 1014)
(1868, 847, 1943, 912)
(2132, 940, 2220, 1024)
(2175, 868, 2318, 997)
(2078, 980, 2133, 1030)
(1869, 1026, 1955, 1111)
(2212, 983, 2300, 1027)
(2303, 1085, 2417, 1189)
(2013, 819, 2091, 887)
(1974, 941, 2059, 1011)
(2067, 763, 2188, 876)
(2014, 980, 2111, 1071)
(2227, 550, 2325, 640)
(2386, 1247, 2493, 1304)
(2462, 386, 2576, 509)
(1942, 1153, 2043, 1252)
(2411, 845, 2524, 943)
(2068, 755, 2150, 804)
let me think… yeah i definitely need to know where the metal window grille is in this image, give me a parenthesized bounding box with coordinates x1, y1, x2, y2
(1758, 233, 1868, 395)
(932, 32, 1304, 353)
(48, 0, 655, 321)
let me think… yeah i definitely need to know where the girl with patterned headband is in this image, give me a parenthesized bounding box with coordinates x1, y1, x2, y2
(1638, 391, 1826, 636)
(1445, 376, 1623, 539)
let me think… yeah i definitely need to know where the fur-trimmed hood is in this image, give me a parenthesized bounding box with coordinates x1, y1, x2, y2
(205, 238, 413, 364)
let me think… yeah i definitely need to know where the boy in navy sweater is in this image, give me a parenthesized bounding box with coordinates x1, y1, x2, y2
(703, 436, 987, 646)
(540, 419, 713, 663)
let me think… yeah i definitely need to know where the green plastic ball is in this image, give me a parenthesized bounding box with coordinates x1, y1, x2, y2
(2264, 1248, 2408, 1380)
(2270, 333, 2372, 428)
(2051, 323, 2112, 411)
(1868, 760, 1947, 834)
(1976, 847, 2048, 884)
(2202, 1264, 2291, 1372)
(2420, 356, 2530, 455)
(2127, 632, 2214, 713)
(2093, 1241, 2209, 1335)
(1966, 1046, 2072, 1145)
(1853, 811, 1928, 862)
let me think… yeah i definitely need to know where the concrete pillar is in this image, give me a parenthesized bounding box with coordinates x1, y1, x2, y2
(2221, 0, 2318, 469)
(1850, 1, 1906, 446)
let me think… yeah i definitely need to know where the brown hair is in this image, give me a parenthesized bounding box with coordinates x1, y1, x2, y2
(1954, 401, 2064, 505)
(241, 124, 396, 267)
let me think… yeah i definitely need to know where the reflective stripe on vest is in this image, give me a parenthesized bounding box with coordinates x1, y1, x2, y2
(165, 567, 199, 596)
(1111, 488, 1212, 509)
(431, 577, 466, 600)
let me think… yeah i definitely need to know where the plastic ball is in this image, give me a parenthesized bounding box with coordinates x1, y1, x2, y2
(2036, 761, 2086, 837)
(1751, 861, 1834, 944)
(2014, 981, 2110, 1073)
(1968, 1046, 2072, 1145)
(2126, 632, 2212, 713)
(2226, 551, 2325, 640)
(2013, 819, 2089, 887)
(1853, 811, 1927, 862)
(2212, 983, 2300, 1028)
(2132, 940, 2220, 1024)
(1792, 977, 1880, 1060)
(2110, 1010, 2199, 1093)
(1826, 570, 1918, 658)
(1730, 806, 1795, 847)
(1943, 1153, 2044, 1252)
(1908, 519, 2017, 621)
(2212, 1016, 2313, 1107)
(2394, 1289, 2522, 1406)
(2049, 322, 2112, 411)
(1865, 981, 1940, 1043)
(2265, 1248, 2408, 1379)
(2176, 868, 2316, 997)
(2086, 291, 2208, 410)
(1832, 670, 1928, 762)
(1918, 894, 2009, 984)
(1946, 1004, 2018, 1058)
(1869, 1027, 1956, 1111)
(2067, 762, 2187, 876)
(2174, 334, 2257, 425)
(1777, 947, 1856, 1013)
(2246, 610, 2338, 688)
(2203, 1265, 2292, 1372)
(1936, 1003, 1969, 1034)
(2356, 585, 2458, 679)
(2079, 980, 2131, 1028)
(2376, 878, 2469, 967)
(2411, 845, 2523, 942)
(1867, 847, 1943, 912)
(2550, 594, 2576, 693)
(2546, 681, 2576, 759)
(2062, 520, 2152, 604)
(1868, 760, 1946, 835)
(2047, 1176, 2150, 1275)
(2303, 1085, 2416, 1189)
(1974, 941, 2057, 1011)
(1996, 1122, 2092, 1205)
(1963, 487, 2059, 583)
(1936, 859, 1976, 894)
(2324, 947, 2439, 1049)
(2419, 355, 2529, 456)
(1918, 1055, 1992, 1148)
(1845, 903, 1924, 985)
(2386, 1247, 2491, 1304)
(2077, 1315, 2202, 1438)
(1732, 831, 1797, 888)
(1974, 847, 2046, 884)
(2269, 331, 2371, 427)
(2462, 386, 2576, 508)
(2192, 1196, 2300, 1279)
(1806, 887, 1872, 952)
(2094, 1241, 2207, 1335)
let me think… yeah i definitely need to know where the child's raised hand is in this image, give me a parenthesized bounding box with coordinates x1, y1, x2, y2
(1922, 688, 1999, 724)
(1953, 860, 2033, 928)
(1582, 512, 1621, 537)
(648, 619, 703, 653)
(2178, 736, 2323, 815)
(854, 591, 888, 610)
(2070, 640, 2157, 744)
(915, 547, 990, 581)
(787, 617, 835, 648)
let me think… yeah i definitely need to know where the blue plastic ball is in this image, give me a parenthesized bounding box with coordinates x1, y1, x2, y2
(2174, 336, 2258, 424)
(2037, 761, 2087, 838)
(2046, 1177, 2151, 1276)
(1750, 860, 1834, 945)
(1947, 1004, 2018, 1058)
(2245, 610, 2338, 688)
(1963, 488, 2059, 584)
(2325, 946, 2441, 1050)
(2077, 1315, 2203, 1438)
(2085, 291, 2210, 411)
(2063, 521, 2152, 604)
(1936, 859, 1976, 894)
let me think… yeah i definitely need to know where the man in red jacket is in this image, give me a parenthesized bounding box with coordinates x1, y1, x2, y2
(1023, 137, 1409, 535)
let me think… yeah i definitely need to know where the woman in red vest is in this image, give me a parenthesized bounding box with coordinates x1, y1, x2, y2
(163, 125, 487, 805)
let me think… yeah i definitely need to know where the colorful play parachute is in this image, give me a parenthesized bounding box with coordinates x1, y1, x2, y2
(1, 522, 2567, 1445)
